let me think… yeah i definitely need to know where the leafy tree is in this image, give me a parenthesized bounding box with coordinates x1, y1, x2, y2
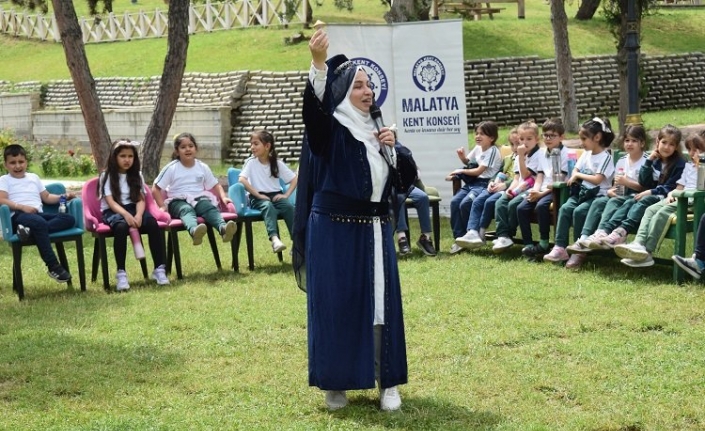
(10, 0, 190, 181)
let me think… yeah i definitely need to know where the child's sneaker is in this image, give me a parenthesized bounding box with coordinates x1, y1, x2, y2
(565, 252, 587, 269)
(398, 236, 411, 255)
(602, 227, 627, 248)
(16, 224, 31, 242)
(116, 270, 130, 291)
(492, 236, 514, 253)
(614, 242, 649, 261)
(543, 246, 569, 262)
(151, 264, 170, 285)
(220, 220, 237, 243)
(48, 265, 71, 283)
(455, 230, 481, 249)
(449, 243, 464, 255)
(190, 223, 207, 246)
(672, 254, 704, 279)
(621, 255, 655, 268)
(566, 241, 592, 254)
(521, 243, 549, 258)
(581, 230, 608, 249)
(272, 237, 287, 253)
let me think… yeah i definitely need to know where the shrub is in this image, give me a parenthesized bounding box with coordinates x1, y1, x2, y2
(39, 146, 98, 177)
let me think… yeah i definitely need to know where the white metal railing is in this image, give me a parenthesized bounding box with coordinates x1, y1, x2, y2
(0, 0, 306, 43)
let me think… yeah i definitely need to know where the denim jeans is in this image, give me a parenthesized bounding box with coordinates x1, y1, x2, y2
(12, 211, 75, 269)
(396, 187, 431, 234)
(516, 193, 553, 245)
(450, 182, 488, 238)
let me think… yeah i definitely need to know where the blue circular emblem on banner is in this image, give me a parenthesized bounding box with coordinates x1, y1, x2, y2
(412, 55, 446, 92)
(351, 57, 389, 107)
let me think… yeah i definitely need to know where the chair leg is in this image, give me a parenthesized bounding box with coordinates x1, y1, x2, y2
(170, 232, 184, 280)
(432, 202, 441, 251)
(91, 238, 100, 282)
(56, 242, 71, 289)
(12, 243, 24, 300)
(75, 236, 86, 292)
(246, 221, 255, 271)
(99, 236, 111, 291)
(139, 259, 148, 279)
(232, 221, 244, 272)
(207, 227, 222, 270)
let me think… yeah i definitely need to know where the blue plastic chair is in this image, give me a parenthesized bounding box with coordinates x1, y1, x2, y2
(227, 167, 293, 271)
(0, 183, 86, 300)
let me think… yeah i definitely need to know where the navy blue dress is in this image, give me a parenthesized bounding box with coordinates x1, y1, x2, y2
(295, 76, 409, 391)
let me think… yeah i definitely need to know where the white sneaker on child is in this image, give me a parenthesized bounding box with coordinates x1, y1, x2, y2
(271, 237, 287, 253)
(492, 236, 514, 253)
(116, 270, 130, 291)
(455, 230, 482, 249)
(220, 220, 237, 243)
(151, 264, 170, 285)
(191, 223, 207, 246)
(614, 242, 649, 261)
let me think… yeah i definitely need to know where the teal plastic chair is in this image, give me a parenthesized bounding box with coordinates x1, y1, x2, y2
(227, 167, 293, 270)
(0, 183, 86, 300)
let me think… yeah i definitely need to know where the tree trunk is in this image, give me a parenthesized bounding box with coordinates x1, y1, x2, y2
(51, 0, 111, 170)
(385, 0, 424, 22)
(140, 0, 190, 183)
(575, 0, 601, 20)
(550, 0, 579, 133)
(616, 13, 628, 136)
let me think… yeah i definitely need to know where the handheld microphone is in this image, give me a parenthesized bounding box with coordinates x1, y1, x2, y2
(369, 103, 395, 167)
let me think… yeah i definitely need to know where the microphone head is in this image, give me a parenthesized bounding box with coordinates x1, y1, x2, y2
(369, 103, 382, 120)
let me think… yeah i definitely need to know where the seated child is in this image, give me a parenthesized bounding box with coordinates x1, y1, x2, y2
(543, 117, 615, 264)
(586, 124, 685, 250)
(446, 121, 503, 247)
(0, 144, 76, 282)
(153, 132, 237, 246)
(616, 133, 705, 267)
(563, 124, 649, 268)
(239, 130, 297, 253)
(453, 127, 518, 253)
(396, 179, 437, 257)
(492, 121, 543, 253)
(99, 139, 170, 291)
(517, 118, 570, 260)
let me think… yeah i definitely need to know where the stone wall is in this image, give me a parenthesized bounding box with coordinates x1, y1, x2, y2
(1, 52, 704, 167)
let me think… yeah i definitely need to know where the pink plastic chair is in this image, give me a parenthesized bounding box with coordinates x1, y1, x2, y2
(155, 187, 238, 279)
(82, 177, 171, 291)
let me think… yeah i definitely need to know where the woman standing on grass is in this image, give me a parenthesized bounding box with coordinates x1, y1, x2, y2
(293, 28, 413, 412)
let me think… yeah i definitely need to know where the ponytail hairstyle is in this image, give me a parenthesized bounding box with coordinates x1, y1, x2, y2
(172, 132, 198, 161)
(476, 121, 499, 146)
(580, 117, 615, 148)
(252, 129, 280, 178)
(99, 139, 143, 204)
(657, 124, 683, 184)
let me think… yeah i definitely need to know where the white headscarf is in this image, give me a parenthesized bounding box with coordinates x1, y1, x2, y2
(332, 66, 388, 202)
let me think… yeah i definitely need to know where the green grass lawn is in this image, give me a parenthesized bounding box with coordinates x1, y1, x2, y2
(1, 219, 705, 430)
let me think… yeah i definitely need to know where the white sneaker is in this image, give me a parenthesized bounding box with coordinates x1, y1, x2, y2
(272, 237, 287, 253)
(116, 270, 130, 291)
(380, 386, 402, 411)
(220, 220, 237, 243)
(621, 255, 654, 268)
(455, 230, 482, 249)
(151, 264, 170, 285)
(614, 242, 649, 261)
(325, 390, 348, 410)
(492, 236, 514, 253)
(191, 223, 207, 246)
(449, 243, 464, 254)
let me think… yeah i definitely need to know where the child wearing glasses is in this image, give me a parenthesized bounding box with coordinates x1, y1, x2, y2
(516, 118, 570, 260)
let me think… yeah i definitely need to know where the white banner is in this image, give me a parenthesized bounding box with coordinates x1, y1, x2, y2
(327, 21, 467, 216)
